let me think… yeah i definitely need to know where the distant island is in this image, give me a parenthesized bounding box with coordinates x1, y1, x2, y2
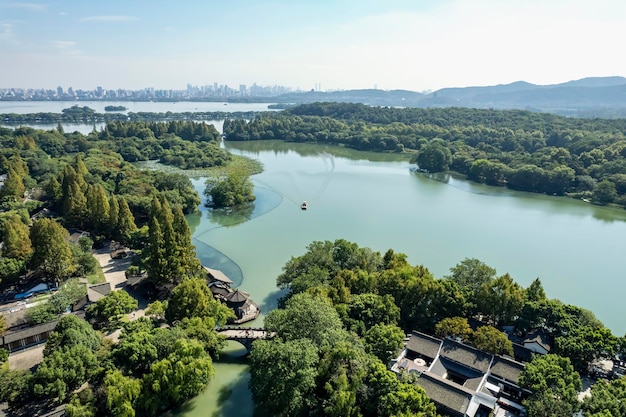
(104, 105, 127, 112)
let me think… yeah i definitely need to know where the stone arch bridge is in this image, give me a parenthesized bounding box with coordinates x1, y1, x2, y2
(217, 326, 276, 352)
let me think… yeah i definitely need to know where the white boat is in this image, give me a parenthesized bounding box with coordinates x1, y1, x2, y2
(301, 201, 308, 210)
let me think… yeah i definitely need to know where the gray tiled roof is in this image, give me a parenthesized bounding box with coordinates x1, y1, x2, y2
(406, 331, 443, 360)
(204, 267, 233, 284)
(440, 338, 493, 373)
(490, 356, 524, 385)
(417, 373, 472, 417)
(3, 319, 59, 343)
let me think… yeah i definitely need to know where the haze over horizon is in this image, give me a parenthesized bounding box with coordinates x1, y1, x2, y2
(1, 0, 624, 93)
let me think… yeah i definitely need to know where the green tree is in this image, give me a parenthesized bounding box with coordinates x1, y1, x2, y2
(0, 167, 25, 202)
(249, 338, 319, 417)
(447, 257, 496, 296)
(85, 183, 110, 233)
(165, 277, 233, 324)
(33, 345, 99, 402)
(204, 170, 255, 208)
(593, 179, 617, 205)
(138, 339, 214, 415)
(44, 314, 102, 355)
(104, 370, 142, 417)
(117, 197, 137, 244)
(86, 290, 138, 327)
(146, 195, 201, 290)
(435, 316, 473, 341)
(30, 218, 76, 284)
(414, 141, 452, 173)
(343, 293, 400, 335)
(519, 354, 582, 417)
(0, 368, 33, 407)
(60, 164, 87, 225)
(526, 277, 547, 302)
(48, 278, 87, 314)
(2, 215, 32, 260)
(582, 377, 626, 417)
(477, 273, 524, 325)
(113, 329, 158, 376)
(265, 292, 350, 347)
(472, 325, 513, 356)
(108, 194, 120, 235)
(363, 323, 405, 362)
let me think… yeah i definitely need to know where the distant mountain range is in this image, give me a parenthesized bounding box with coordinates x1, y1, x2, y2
(273, 76, 626, 118)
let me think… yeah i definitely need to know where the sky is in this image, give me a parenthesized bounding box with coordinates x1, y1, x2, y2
(0, 0, 625, 92)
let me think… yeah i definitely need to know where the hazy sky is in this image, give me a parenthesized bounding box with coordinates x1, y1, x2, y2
(1, 0, 624, 92)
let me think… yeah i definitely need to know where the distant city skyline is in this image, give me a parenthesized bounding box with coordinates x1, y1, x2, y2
(1, 0, 624, 92)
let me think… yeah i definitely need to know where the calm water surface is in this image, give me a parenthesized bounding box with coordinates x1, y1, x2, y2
(173, 140, 626, 417)
(3, 104, 626, 415)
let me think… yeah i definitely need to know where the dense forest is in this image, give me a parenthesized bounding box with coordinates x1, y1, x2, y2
(224, 103, 626, 207)
(0, 120, 244, 416)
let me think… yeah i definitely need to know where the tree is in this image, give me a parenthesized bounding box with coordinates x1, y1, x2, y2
(472, 325, 513, 356)
(526, 277, 547, 302)
(117, 197, 137, 244)
(108, 194, 120, 235)
(447, 257, 496, 296)
(435, 316, 473, 341)
(204, 170, 255, 208)
(104, 370, 142, 417)
(145, 195, 201, 290)
(1, 215, 32, 260)
(0, 368, 33, 407)
(113, 329, 158, 376)
(265, 292, 351, 347)
(249, 338, 319, 417)
(343, 293, 400, 335)
(165, 277, 233, 324)
(85, 183, 110, 233)
(414, 141, 452, 172)
(477, 273, 524, 325)
(0, 167, 25, 202)
(519, 354, 582, 417)
(364, 323, 405, 362)
(33, 345, 99, 402)
(44, 314, 102, 356)
(48, 278, 87, 314)
(60, 165, 87, 225)
(582, 377, 626, 417)
(30, 218, 75, 284)
(86, 290, 138, 327)
(138, 339, 214, 415)
(593, 179, 617, 205)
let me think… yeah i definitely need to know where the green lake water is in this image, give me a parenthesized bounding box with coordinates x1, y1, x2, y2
(174, 140, 626, 417)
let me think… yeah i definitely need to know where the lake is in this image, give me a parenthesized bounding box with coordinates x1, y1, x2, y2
(172, 139, 626, 417)
(2, 103, 626, 415)
(0, 100, 277, 134)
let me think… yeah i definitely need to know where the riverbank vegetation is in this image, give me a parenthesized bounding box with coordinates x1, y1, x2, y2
(0, 119, 247, 415)
(257, 239, 626, 416)
(224, 103, 626, 208)
(1, 105, 257, 124)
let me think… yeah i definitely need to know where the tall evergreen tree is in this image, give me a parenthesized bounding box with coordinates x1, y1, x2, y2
(117, 197, 137, 244)
(108, 194, 120, 237)
(172, 205, 201, 277)
(2, 215, 32, 260)
(145, 195, 201, 292)
(86, 184, 110, 233)
(30, 219, 75, 285)
(60, 165, 87, 225)
(0, 168, 25, 202)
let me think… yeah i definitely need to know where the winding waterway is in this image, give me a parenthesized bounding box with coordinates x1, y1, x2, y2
(172, 140, 626, 417)
(3, 102, 626, 415)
